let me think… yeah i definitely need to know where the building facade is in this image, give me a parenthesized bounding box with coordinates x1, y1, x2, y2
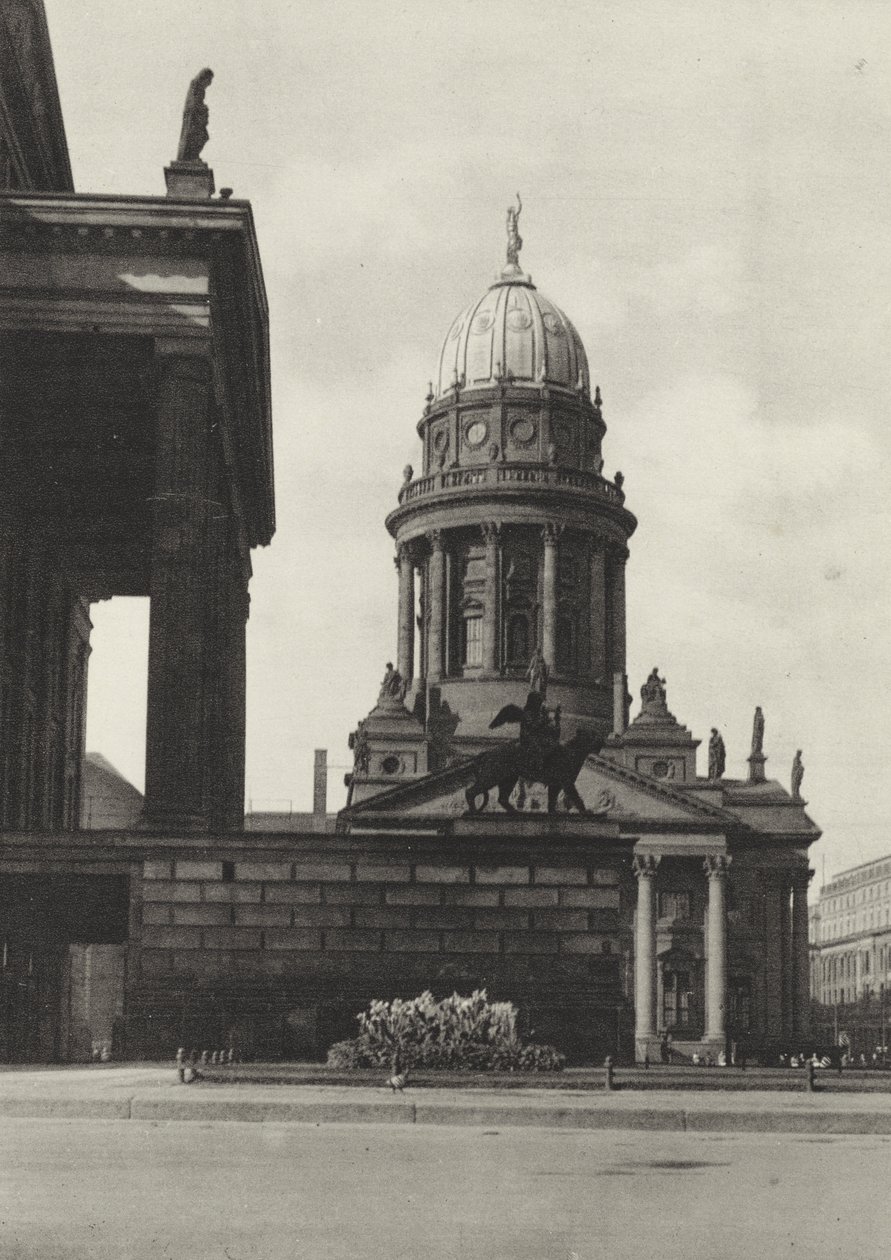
(809, 857, 891, 1007)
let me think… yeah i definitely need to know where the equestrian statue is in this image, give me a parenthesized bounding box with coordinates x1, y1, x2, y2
(464, 692, 601, 815)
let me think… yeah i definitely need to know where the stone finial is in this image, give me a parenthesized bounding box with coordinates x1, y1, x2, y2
(708, 728, 726, 780)
(402, 464, 413, 485)
(615, 471, 624, 489)
(594, 385, 602, 409)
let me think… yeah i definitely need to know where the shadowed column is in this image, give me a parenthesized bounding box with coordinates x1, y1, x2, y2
(481, 522, 499, 674)
(396, 543, 415, 684)
(542, 522, 558, 670)
(427, 530, 445, 682)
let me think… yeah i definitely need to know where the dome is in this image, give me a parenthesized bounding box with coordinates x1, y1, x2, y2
(435, 267, 590, 401)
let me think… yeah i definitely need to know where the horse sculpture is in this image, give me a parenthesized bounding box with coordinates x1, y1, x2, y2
(464, 694, 601, 814)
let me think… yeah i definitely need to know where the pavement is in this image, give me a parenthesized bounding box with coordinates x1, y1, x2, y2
(1, 1063, 891, 1133)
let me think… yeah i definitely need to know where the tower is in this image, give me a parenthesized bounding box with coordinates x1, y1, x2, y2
(380, 205, 636, 774)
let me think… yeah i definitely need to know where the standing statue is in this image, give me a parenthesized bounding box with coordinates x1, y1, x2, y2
(751, 706, 765, 756)
(506, 193, 523, 267)
(177, 68, 214, 163)
(349, 725, 370, 776)
(526, 647, 549, 698)
(791, 750, 805, 800)
(708, 728, 726, 780)
(640, 667, 668, 714)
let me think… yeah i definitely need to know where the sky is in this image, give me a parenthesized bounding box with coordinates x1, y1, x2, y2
(46, 0, 891, 884)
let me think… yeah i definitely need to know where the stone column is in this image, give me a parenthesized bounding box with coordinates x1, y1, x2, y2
(143, 346, 213, 831)
(427, 530, 445, 682)
(608, 546, 628, 675)
(589, 544, 607, 680)
(220, 559, 249, 831)
(396, 543, 415, 684)
(792, 870, 812, 1038)
(704, 855, 730, 1044)
(633, 854, 660, 1057)
(780, 877, 793, 1041)
(481, 522, 500, 674)
(542, 522, 558, 670)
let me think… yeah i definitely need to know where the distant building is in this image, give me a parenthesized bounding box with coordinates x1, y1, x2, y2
(809, 857, 891, 1006)
(80, 754, 143, 830)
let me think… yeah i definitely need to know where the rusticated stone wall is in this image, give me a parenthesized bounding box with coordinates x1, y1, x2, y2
(128, 832, 635, 1063)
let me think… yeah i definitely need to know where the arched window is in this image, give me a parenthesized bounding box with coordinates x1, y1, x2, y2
(462, 614, 482, 667)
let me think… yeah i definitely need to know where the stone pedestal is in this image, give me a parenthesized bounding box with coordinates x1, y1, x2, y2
(164, 161, 215, 199)
(747, 752, 767, 783)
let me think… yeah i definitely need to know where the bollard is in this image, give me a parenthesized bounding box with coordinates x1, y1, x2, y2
(175, 1047, 186, 1084)
(604, 1056, 614, 1091)
(806, 1061, 816, 1092)
(200, 1049, 209, 1065)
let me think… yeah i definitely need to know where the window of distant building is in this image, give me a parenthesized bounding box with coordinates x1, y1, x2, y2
(662, 969, 692, 1029)
(659, 891, 691, 922)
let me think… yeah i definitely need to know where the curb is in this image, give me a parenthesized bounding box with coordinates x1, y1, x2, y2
(1, 1091, 890, 1134)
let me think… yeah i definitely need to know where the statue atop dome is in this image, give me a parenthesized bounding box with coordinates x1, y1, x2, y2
(506, 193, 523, 268)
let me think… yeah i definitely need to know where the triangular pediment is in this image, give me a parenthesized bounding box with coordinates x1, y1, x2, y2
(339, 745, 735, 830)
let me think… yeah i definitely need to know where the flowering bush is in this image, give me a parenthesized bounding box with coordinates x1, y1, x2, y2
(326, 989, 565, 1071)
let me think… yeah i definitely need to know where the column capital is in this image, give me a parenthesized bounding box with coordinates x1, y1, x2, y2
(632, 854, 660, 879)
(704, 854, 731, 879)
(791, 867, 814, 890)
(481, 520, 501, 544)
(427, 528, 444, 552)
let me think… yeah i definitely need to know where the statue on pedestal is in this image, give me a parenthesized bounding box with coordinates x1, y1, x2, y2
(506, 193, 523, 267)
(177, 68, 214, 162)
(378, 662, 407, 705)
(708, 728, 726, 780)
(640, 667, 668, 715)
(751, 706, 765, 756)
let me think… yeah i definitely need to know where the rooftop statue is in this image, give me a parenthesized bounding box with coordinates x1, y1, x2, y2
(378, 661, 407, 705)
(791, 749, 805, 800)
(640, 667, 668, 715)
(751, 706, 765, 756)
(177, 68, 214, 163)
(464, 692, 599, 814)
(506, 193, 523, 267)
(525, 647, 549, 698)
(708, 727, 726, 780)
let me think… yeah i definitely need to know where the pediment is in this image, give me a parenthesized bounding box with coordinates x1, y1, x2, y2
(340, 748, 732, 828)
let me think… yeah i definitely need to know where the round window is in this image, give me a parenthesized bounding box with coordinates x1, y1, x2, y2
(652, 760, 669, 779)
(465, 420, 488, 447)
(381, 755, 401, 775)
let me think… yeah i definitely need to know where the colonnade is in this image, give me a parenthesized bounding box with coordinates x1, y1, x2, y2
(632, 854, 811, 1055)
(394, 523, 628, 686)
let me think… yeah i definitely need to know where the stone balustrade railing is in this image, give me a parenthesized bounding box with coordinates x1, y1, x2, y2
(397, 463, 624, 507)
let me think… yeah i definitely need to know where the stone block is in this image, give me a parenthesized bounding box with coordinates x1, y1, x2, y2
(442, 931, 500, 954)
(532, 909, 589, 932)
(560, 934, 605, 954)
(176, 861, 222, 881)
(442, 887, 500, 907)
(292, 906, 352, 928)
(264, 929, 322, 951)
(234, 905, 293, 927)
(292, 862, 353, 882)
(142, 904, 170, 925)
(504, 933, 559, 954)
(560, 888, 620, 909)
(415, 865, 470, 884)
(386, 887, 442, 906)
(201, 928, 262, 951)
(264, 884, 322, 904)
(324, 929, 382, 951)
(172, 904, 231, 926)
(385, 931, 442, 953)
(203, 883, 264, 903)
(591, 869, 620, 886)
(534, 866, 589, 886)
(325, 885, 382, 905)
(504, 889, 559, 908)
(414, 907, 474, 930)
(354, 864, 411, 883)
(143, 860, 173, 880)
(475, 909, 530, 931)
(236, 862, 291, 882)
(354, 907, 412, 929)
(140, 950, 172, 978)
(474, 866, 530, 885)
(142, 881, 203, 903)
(141, 926, 202, 950)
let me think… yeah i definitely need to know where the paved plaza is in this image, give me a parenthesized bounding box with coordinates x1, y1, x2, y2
(0, 1118, 887, 1260)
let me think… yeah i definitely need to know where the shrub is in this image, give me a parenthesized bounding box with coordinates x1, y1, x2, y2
(326, 989, 565, 1072)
